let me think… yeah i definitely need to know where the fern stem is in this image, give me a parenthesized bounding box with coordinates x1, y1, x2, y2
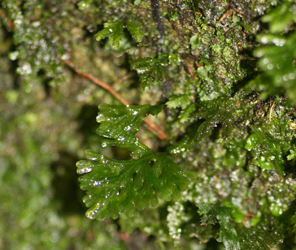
(64, 60, 167, 140)
(111, 71, 135, 88)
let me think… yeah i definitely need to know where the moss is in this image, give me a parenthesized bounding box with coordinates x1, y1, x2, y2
(1, 0, 296, 249)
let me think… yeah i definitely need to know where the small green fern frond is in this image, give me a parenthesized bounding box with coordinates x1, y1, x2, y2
(199, 204, 284, 250)
(96, 104, 160, 152)
(247, 2, 296, 103)
(179, 103, 196, 123)
(194, 97, 239, 140)
(130, 56, 168, 90)
(166, 94, 193, 110)
(96, 21, 124, 48)
(196, 110, 233, 139)
(199, 204, 240, 250)
(126, 21, 144, 43)
(77, 104, 191, 220)
(96, 20, 144, 48)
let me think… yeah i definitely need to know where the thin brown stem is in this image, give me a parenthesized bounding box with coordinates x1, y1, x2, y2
(64, 60, 128, 105)
(144, 118, 167, 140)
(112, 71, 135, 88)
(64, 60, 167, 140)
(218, 9, 233, 22)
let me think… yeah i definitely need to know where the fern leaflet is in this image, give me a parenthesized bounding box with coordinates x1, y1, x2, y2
(77, 104, 191, 220)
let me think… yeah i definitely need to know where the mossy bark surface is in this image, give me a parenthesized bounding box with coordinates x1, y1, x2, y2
(1, 0, 296, 249)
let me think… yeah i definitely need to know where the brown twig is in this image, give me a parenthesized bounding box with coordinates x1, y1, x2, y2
(218, 9, 244, 23)
(64, 60, 128, 105)
(269, 101, 275, 122)
(64, 60, 167, 140)
(187, 66, 195, 80)
(219, 9, 233, 22)
(112, 71, 135, 88)
(144, 119, 167, 140)
(182, 62, 194, 80)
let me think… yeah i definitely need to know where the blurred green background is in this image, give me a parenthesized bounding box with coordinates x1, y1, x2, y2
(0, 1, 132, 249)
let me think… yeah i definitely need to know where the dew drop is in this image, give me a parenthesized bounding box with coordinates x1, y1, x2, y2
(77, 167, 92, 174)
(124, 125, 131, 131)
(97, 114, 103, 122)
(85, 149, 98, 161)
